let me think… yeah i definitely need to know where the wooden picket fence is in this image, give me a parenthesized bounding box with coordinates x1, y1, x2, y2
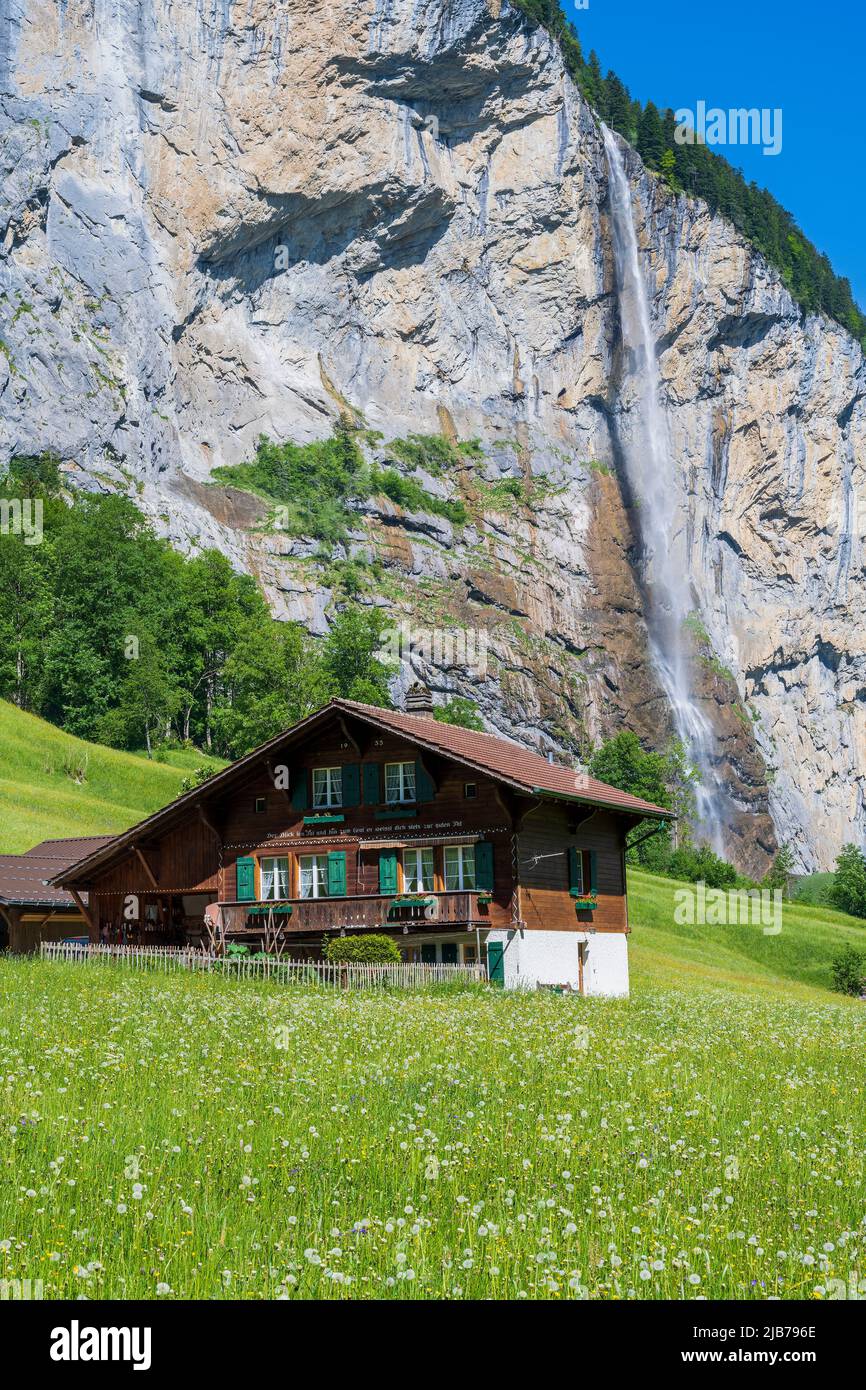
(39, 941, 488, 989)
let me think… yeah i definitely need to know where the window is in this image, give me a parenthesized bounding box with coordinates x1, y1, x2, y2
(444, 843, 476, 891)
(463, 943, 477, 964)
(403, 846, 435, 893)
(385, 761, 416, 804)
(299, 854, 330, 899)
(463, 782, 477, 800)
(255, 796, 266, 814)
(260, 856, 290, 900)
(313, 766, 343, 808)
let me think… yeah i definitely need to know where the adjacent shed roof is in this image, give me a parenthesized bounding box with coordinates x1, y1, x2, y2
(0, 837, 110, 908)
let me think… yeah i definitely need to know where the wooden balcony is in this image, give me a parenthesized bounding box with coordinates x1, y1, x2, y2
(216, 891, 492, 938)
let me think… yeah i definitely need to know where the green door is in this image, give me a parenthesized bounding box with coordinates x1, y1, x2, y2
(421, 943, 437, 964)
(441, 942, 458, 965)
(487, 940, 505, 985)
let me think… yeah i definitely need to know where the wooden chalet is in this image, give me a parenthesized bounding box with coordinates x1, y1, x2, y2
(53, 685, 673, 993)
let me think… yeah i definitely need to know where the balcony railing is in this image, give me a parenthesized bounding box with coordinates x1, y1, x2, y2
(215, 891, 490, 937)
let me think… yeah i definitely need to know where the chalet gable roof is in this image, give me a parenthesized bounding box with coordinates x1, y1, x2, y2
(53, 698, 674, 887)
(336, 701, 675, 818)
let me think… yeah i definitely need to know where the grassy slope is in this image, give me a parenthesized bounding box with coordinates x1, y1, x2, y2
(0, 699, 223, 852)
(628, 867, 866, 1003)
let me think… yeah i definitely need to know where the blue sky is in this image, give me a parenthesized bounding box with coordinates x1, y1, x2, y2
(564, 0, 866, 306)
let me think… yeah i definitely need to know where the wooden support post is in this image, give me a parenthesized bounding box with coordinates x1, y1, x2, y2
(133, 845, 159, 888)
(69, 889, 96, 939)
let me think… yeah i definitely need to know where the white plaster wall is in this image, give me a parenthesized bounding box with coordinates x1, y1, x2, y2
(485, 929, 630, 997)
(583, 933, 630, 998)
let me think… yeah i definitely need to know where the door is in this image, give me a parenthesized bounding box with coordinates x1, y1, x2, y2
(441, 942, 458, 965)
(421, 943, 437, 964)
(487, 939, 505, 985)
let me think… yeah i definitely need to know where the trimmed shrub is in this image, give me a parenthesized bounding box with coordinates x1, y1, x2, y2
(831, 946, 866, 997)
(324, 934, 401, 964)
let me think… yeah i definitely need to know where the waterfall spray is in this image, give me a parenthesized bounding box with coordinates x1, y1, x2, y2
(602, 124, 725, 852)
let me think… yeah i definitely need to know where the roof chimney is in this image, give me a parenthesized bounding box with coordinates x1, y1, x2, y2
(405, 679, 435, 718)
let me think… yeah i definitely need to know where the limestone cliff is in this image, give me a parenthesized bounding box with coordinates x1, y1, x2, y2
(1, 0, 863, 874)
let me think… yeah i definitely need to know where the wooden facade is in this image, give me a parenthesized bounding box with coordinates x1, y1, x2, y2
(53, 696, 673, 989)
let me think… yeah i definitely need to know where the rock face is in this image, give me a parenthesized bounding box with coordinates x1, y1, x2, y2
(1, 0, 863, 874)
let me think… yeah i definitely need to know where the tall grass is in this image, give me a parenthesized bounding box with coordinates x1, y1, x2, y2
(628, 867, 866, 999)
(0, 699, 223, 851)
(2, 958, 865, 1300)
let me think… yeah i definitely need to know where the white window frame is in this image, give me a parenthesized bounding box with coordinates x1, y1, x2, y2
(403, 846, 435, 893)
(444, 843, 476, 891)
(385, 761, 416, 804)
(260, 856, 290, 901)
(312, 766, 343, 809)
(299, 854, 330, 900)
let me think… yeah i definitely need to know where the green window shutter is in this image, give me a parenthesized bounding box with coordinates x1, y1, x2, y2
(588, 850, 598, 893)
(568, 846, 582, 892)
(476, 841, 494, 892)
(291, 772, 308, 811)
(236, 856, 256, 902)
(379, 850, 398, 895)
(416, 759, 435, 802)
(487, 940, 505, 985)
(343, 764, 361, 808)
(327, 851, 347, 897)
(362, 762, 380, 805)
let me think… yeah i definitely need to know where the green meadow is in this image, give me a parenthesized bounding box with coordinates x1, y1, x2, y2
(0, 960, 863, 1302)
(2, 882, 866, 1301)
(0, 699, 222, 852)
(627, 868, 866, 1000)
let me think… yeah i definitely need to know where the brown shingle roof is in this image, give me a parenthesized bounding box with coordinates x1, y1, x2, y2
(336, 700, 675, 819)
(24, 836, 114, 860)
(0, 837, 111, 907)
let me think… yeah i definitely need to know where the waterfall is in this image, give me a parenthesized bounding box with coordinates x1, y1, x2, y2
(602, 125, 726, 852)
